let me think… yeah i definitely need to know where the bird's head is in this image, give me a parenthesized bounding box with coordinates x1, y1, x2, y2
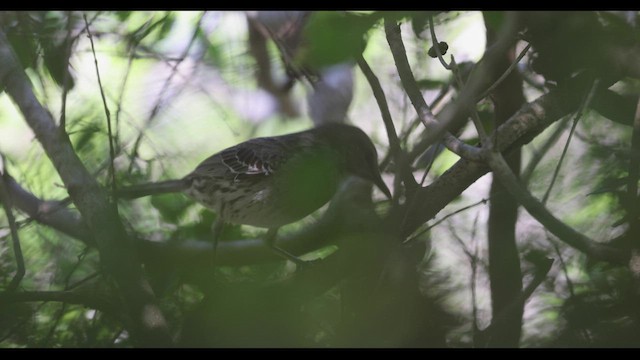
(316, 123, 392, 199)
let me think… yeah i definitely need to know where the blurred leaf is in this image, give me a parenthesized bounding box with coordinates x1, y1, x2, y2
(588, 176, 628, 196)
(300, 11, 382, 68)
(202, 31, 223, 68)
(70, 124, 101, 152)
(411, 12, 430, 38)
(150, 193, 191, 223)
(157, 12, 176, 39)
(6, 29, 37, 71)
(115, 11, 132, 22)
(126, 13, 171, 48)
(483, 11, 506, 32)
(42, 39, 75, 89)
(174, 208, 244, 242)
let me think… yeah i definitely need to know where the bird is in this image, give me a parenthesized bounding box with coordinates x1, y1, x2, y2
(117, 122, 391, 265)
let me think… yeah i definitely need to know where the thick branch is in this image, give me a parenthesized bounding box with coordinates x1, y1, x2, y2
(0, 29, 170, 346)
(482, 28, 526, 347)
(3, 171, 376, 268)
(2, 82, 628, 270)
(396, 75, 626, 263)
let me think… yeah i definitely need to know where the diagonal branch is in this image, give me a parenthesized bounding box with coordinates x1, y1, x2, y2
(0, 29, 171, 346)
(0, 172, 25, 291)
(384, 17, 483, 162)
(396, 73, 626, 265)
(356, 54, 417, 191)
(84, 14, 117, 195)
(484, 149, 624, 263)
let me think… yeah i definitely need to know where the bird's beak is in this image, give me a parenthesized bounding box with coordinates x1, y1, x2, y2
(373, 172, 392, 200)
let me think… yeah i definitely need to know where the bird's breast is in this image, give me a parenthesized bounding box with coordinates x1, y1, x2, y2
(184, 152, 343, 228)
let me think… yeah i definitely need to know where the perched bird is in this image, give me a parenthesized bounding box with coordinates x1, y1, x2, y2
(118, 123, 391, 264)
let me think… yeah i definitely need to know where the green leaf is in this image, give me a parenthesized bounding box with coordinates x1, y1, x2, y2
(127, 13, 171, 48)
(42, 39, 75, 89)
(150, 193, 192, 223)
(115, 11, 132, 22)
(71, 124, 101, 152)
(483, 11, 506, 33)
(300, 11, 382, 68)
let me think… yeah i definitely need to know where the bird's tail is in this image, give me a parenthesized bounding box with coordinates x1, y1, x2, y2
(116, 179, 188, 199)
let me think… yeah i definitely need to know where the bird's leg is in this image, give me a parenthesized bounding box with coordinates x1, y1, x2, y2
(264, 228, 308, 267)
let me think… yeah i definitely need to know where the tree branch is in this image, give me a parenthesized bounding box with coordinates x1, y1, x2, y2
(0, 29, 171, 346)
(484, 149, 624, 263)
(386, 12, 524, 164)
(396, 74, 627, 264)
(0, 172, 25, 291)
(384, 17, 483, 162)
(356, 54, 417, 192)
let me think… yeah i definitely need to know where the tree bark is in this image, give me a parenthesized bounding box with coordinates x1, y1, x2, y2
(0, 30, 171, 347)
(484, 13, 526, 347)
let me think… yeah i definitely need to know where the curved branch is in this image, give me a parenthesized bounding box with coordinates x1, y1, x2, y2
(384, 17, 483, 162)
(0, 28, 170, 346)
(0, 173, 25, 291)
(485, 150, 624, 263)
(397, 73, 626, 264)
(1, 80, 629, 269)
(356, 54, 417, 191)
(3, 170, 378, 267)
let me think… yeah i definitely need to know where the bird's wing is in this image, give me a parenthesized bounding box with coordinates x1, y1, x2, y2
(190, 137, 296, 180)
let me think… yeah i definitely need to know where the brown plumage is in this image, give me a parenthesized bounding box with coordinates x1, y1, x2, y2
(118, 123, 390, 264)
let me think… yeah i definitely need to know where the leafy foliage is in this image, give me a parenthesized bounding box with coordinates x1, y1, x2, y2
(1, 10, 640, 348)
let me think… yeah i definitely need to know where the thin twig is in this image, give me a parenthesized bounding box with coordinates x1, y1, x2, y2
(449, 56, 491, 145)
(548, 232, 575, 298)
(113, 53, 135, 157)
(84, 14, 117, 196)
(546, 232, 592, 344)
(67, 271, 101, 290)
(384, 17, 482, 162)
(403, 198, 489, 244)
(521, 117, 571, 186)
(42, 247, 90, 346)
(476, 43, 531, 102)
(0, 26, 172, 345)
(481, 256, 553, 344)
(357, 54, 417, 192)
(126, 12, 205, 175)
(59, 11, 75, 131)
(428, 15, 452, 70)
(470, 213, 480, 346)
(0, 173, 25, 291)
(542, 79, 599, 205)
(483, 149, 623, 263)
(381, 84, 452, 171)
(418, 143, 443, 186)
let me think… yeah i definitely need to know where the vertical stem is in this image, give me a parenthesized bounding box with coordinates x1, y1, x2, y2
(483, 12, 526, 348)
